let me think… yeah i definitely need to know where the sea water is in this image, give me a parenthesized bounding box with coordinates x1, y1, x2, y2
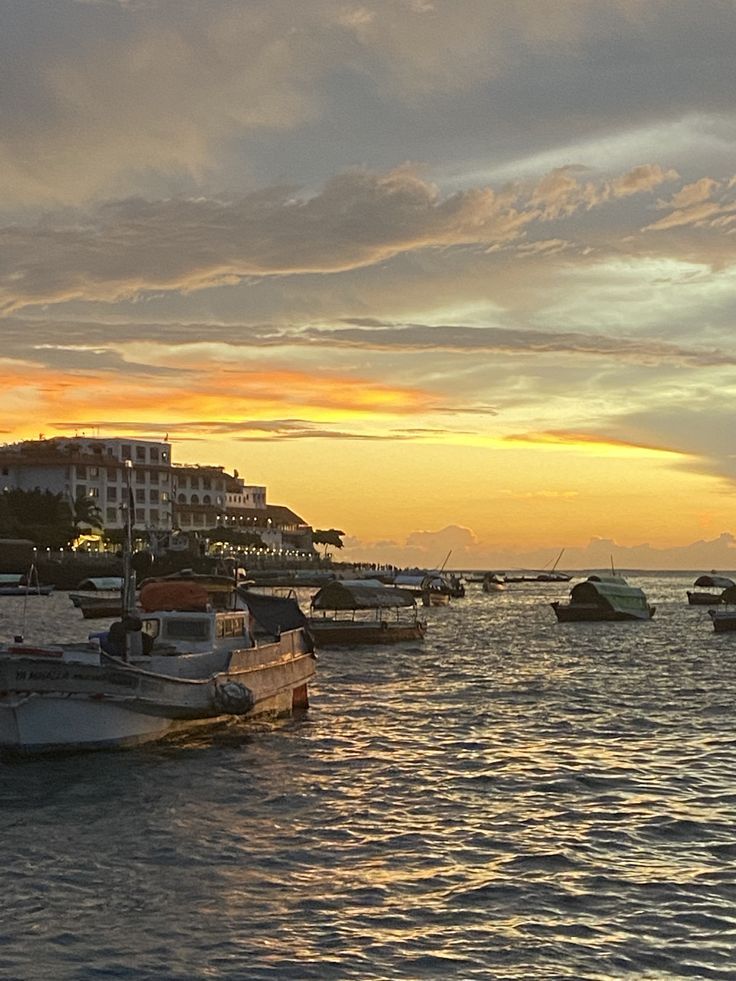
(2, 573, 736, 980)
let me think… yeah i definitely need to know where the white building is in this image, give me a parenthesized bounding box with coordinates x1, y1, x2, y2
(172, 464, 227, 531)
(0, 436, 174, 531)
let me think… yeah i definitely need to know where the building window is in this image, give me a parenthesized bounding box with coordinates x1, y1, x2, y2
(135, 509, 145, 524)
(160, 472, 169, 484)
(77, 484, 86, 496)
(203, 478, 211, 490)
(136, 488, 146, 503)
(135, 471, 145, 483)
(136, 446, 146, 462)
(203, 495, 211, 505)
(150, 447, 159, 462)
(191, 494, 199, 504)
(149, 489, 160, 503)
(89, 487, 100, 498)
(89, 466, 99, 478)
(107, 467, 117, 481)
(76, 465, 86, 478)
(108, 486, 117, 501)
(177, 493, 186, 504)
(161, 491, 170, 503)
(106, 507, 117, 522)
(162, 450, 169, 463)
(149, 471, 158, 485)
(149, 509, 159, 525)
(122, 444, 132, 459)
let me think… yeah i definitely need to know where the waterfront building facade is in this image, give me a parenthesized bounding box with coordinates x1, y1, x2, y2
(0, 436, 174, 531)
(172, 464, 228, 531)
(0, 437, 315, 557)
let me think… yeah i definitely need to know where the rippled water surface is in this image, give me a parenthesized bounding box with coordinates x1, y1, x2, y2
(3, 574, 736, 980)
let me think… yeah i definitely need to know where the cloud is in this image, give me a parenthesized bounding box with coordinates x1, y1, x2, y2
(340, 529, 736, 572)
(0, 162, 718, 314)
(405, 524, 479, 551)
(50, 417, 411, 441)
(319, 321, 736, 367)
(502, 429, 687, 458)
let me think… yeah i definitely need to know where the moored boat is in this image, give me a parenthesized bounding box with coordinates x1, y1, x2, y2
(0, 578, 316, 754)
(482, 573, 507, 593)
(708, 586, 736, 632)
(420, 574, 452, 607)
(309, 579, 426, 646)
(0, 573, 54, 597)
(687, 574, 734, 606)
(551, 575, 655, 622)
(0, 474, 316, 755)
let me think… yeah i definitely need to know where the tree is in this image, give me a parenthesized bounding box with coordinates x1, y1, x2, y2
(0, 488, 76, 548)
(71, 492, 102, 531)
(312, 528, 345, 557)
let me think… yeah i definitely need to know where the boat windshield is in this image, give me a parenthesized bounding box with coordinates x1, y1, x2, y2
(162, 618, 212, 641)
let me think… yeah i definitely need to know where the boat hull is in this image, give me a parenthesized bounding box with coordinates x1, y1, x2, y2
(709, 611, 736, 632)
(551, 602, 656, 622)
(687, 591, 722, 606)
(0, 632, 316, 754)
(70, 594, 123, 618)
(308, 620, 426, 647)
(0, 585, 54, 596)
(422, 592, 450, 607)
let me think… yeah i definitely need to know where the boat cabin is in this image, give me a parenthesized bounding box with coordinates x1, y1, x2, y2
(311, 579, 419, 623)
(139, 609, 251, 656)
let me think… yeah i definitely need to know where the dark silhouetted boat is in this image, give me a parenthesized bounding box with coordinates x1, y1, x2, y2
(551, 575, 655, 622)
(309, 579, 427, 646)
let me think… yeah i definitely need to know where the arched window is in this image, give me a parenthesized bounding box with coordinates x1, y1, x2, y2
(203, 494, 211, 505)
(177, 493, 186, 504)
(191, 493, 199, 504)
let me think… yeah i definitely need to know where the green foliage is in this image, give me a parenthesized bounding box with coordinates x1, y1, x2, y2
(312, 528, 345, 552)
(71, 492, 102, 530)
(0, 488, 76, 548)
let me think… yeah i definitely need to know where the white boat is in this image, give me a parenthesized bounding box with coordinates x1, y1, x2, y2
(0, 580, 316, 754)
(0, 480, 316, 753)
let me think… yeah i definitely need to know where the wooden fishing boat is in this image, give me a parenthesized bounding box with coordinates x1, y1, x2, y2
(70, 594, 124, 618)
(0, 574, 54, 596)
(687, 574, 734, 606)
(482, 573, 507, 593)
(708, 586, 736, 632)
(551, 575, 655, 622)
(309, 579, 427, 646)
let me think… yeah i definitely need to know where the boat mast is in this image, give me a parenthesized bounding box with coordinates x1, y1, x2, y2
(550, 547, 565, 573)
(121, 459, 137, 618)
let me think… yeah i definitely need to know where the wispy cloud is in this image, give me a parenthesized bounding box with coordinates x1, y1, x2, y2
(0, 163, 687, 313)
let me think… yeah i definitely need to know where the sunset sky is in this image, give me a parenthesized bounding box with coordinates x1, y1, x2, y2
(3, 0, 736, 569)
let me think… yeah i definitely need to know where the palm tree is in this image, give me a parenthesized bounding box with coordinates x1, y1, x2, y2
(71, 492, 102, 531)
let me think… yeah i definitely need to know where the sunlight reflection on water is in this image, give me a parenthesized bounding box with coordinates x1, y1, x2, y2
(3, 574, 736, 979)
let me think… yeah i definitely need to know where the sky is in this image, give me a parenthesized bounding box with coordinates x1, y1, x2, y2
(2, 0, 736, 570)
